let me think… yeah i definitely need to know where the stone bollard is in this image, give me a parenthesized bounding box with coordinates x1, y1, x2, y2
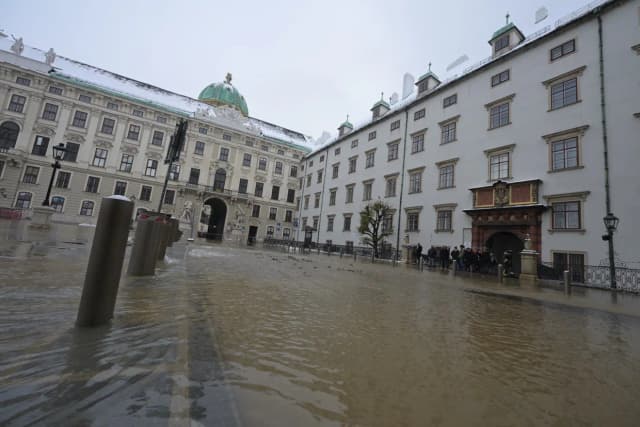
(340, 248, 344, 258)
(420, 256, 424, 272)
(563, 270, 571, 295)
(156, 221, 171, 261)
(127, 217, 162, 276)
(498, 264, 504, 283)
(77, 196, 133, 327)
(354, 251, 357, 262)
(167, 218, 180, 247)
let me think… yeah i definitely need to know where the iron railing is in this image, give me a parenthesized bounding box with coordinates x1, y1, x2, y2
(539, 262, 640, 293)
(262, 238, 396, 260)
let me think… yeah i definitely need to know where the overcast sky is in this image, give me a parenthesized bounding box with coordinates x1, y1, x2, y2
(4, 0, 591, 140)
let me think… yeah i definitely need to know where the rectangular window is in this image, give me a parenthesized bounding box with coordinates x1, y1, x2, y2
(329, 189, 336, 205)
(363, 182, 372, 201)
(351, 139, 358, 148)
(127, 124, 140, 140)
(79, 94, 92, 103)
(120, 153, 134, 172)
(106, 102, 119, 110)
(441, 122, 457, 144)
(269, 207, 277, 220)
(306, 175, 312, 187)
(439, 164, 454, 189)
(101, 118, 115, 135)
(552, 252, 585, 283)
(114, 181, 127, 196)
(80, 200, 94, 216)
(15, 192, 32, 208)
(245, 138, 254, 147)
(314, 193, 320, 208)
(85, 176, 100, 193)
(255, 182, 264, 197)
(409, 171, 422, 193)
(72, 111, 88, 128)
(258, 157, 267, 171)
(271, 185, 280, 200)
(140, 185, 152, 201)
(550, 39, 575, 61)
(278, 149, 285, 156)
(55, 171, 71, 188)
(332, 164, 339, 179)
(131, 109, 143, 118)
(551, 137, 578, 170)
(190, 168, 201, 185)
(346, 185, 354, 203)
(194, 141, 205, 155)
(334, 147, 341, 156)
(327, 216, 334, 232)
(407, 212, 419, 232)
(290, 165, 298, 177)
(320, 155, 325, 163)
(42, 103, 59, 121)
(51, 196, 65, 213)
(287, 189, 295, 203)
(16, 76, 31, 86)
(436, 210, 453, 231)
(418, 80, 428, 93)
(151, 130, 164, 146)
(31, 136, 50, 156)
(92, 148, 108, 167)
(63, 142, 79, 162)
(390, 120, 400, 131)
(145, 159, 158, 177)
(169, 163, 180, 181)
(274, 161, 283, 175)
(491, 70, 510, 87)
(349, 157, 357, 173)
(552, 202, 581, 229)
(365, 151, 375, 168)
(8, 94, 26, 113)
(198, 127, 207, 135)
(414, 108, 426, 120)
(156, 115, 167, 123)
(386, 176, 397, 197)
(23, 166, 39, 184)
(489, 103, 510, 129)
(490, 152, 510, 180)
(368, 131, 376, 141)
(222, 133, 232, 141)
(317, 170, 323, 183)
(495, 34, 509, 51)
(387, 142, 399, 161)
(219, 147, 229, 161)
(238, 178, 248, 193)
(382, 213, 394, 233)
(550, 78, 577, 110)
(242, 153, 252, 167)
(267, 226, 275, 236)
(343, 216, 352, 231)
(49, 86, 63, 95)
(164, 189, 175, 205)
(443, 94, 457, 108)
(304, 195, 310, 209)
(411, 134, 424, 153)
(252, 204, 261, 218)
(261, 144, 269, 152)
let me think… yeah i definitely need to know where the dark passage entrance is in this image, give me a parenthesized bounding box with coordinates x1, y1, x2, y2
(205, 198, 227, 240)
(247, 226, 258, 246)
(486, 232, 524, 274)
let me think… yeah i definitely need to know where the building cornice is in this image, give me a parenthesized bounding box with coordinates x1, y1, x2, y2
(541, 66, 587, 86)
(541, 125, 590, 141)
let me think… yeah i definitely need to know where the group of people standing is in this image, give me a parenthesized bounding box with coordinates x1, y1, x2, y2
(413, 244, 500, 274)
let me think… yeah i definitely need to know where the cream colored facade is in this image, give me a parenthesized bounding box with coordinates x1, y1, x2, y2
(0, 41, 310, 243)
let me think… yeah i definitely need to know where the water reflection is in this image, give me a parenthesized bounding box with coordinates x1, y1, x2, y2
(1, 230, 640, 426)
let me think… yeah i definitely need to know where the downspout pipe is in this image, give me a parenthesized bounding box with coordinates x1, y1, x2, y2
(395, 109, 410, 259)
(316, 147, 330, 247)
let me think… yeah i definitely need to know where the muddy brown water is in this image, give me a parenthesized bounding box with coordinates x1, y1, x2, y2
(1, 230, 640, 426)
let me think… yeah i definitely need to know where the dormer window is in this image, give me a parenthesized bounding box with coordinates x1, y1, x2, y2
(338, 115, 354, 137)
(495, 34, 509, 52)
(418, 80, 429, 94)
(489, 15, 524, 57)
(415, 63, 441, 95)
(371, 93, 390, 120)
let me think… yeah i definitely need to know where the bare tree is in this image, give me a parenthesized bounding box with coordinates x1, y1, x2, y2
(358, 200, 393, 258)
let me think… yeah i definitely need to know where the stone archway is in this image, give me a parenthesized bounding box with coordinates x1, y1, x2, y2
(485, 231, 524, 274)
(204, 198, 227, 240)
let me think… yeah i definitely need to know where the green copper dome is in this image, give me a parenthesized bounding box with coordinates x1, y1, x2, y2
(198, 73, 249, 116)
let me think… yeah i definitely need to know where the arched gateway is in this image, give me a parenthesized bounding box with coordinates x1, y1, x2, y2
(204, 198, 227, 240)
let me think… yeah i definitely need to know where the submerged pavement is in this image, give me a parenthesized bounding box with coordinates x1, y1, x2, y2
(1, 220, 640, 426)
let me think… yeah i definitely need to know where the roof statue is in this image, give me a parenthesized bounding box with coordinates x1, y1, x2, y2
(10, 36, 24, 55)
(225, 72, 232, 84)
(45, 48, 56, 66)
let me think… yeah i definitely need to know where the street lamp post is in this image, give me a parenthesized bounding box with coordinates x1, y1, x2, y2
(42, 143, 66, 206)
(602, 212, 619, 289)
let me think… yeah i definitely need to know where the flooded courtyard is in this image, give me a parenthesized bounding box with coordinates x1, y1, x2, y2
(1, 222, 640, 426)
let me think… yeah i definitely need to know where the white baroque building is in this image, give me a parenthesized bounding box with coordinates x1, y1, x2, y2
(0, 37, 311, 244)
(298, 0, 640, 271)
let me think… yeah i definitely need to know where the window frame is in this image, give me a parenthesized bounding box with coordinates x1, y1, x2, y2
(41, 103, 59, 121)
(491, 69, 510, 87)
(543, 66, 585, 111)
(414, 108, 426, 121)
(119, 153, 134, 172)
(443, 94, 457, 108)
(365, 150, 376, 168)
(80, 200, 95, 216)
(485, 94, 515, 130)
(15, 191, 32, 208)
(100, 117, 116, 135)
(144, 159, 158, 177)
(484, 144, 515, 181)
(92, 148, 108, 168)
(127, 123, 141, 141)
(550, 39, 576, 62)
(387, 141, 399, 161)
(85, 176, 101, 193)
(542, 125, 588, 172)
(411, 132, 425, 154)
(71, 110, 88, 128)
(8, 94, 26, 113)
(408, 168, 423, 194)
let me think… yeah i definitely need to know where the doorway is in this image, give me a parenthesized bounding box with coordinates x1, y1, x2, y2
(247, 226, 258, 246)
(204, 198, 227, 240)
(485, 232, 524, 274)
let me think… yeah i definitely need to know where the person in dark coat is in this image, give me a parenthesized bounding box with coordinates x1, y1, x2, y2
(415, 243, 423, 264)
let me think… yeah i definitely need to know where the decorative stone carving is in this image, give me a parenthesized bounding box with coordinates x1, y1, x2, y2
(121, 145, 139, 155)
(146, 151, 163, 160)
(272, 177, 283, 186)
(45, 48, 56, 65)
(65, 133, 85, 143)
(95, 140, 113, 149)
(255, 174, 266, 183)
(494, 181, 509, 207)
(10, 36, 24, 55)
(33, 126, 55, 136)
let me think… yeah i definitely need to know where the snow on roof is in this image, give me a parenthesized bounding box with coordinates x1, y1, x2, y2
(0, 36, 313, 151)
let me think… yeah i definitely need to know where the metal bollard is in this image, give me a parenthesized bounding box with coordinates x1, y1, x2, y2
(498, 264, 504, 283)
(354, 251, 357, 261)
(563, 270, 571, 295)
(420, 256, 424, 272)
(128, 219, 162, 276)
(340, 248, 343, 258)
(77, 196, 134, 327)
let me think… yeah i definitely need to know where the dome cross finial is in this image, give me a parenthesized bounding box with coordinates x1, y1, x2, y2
(428, 62, 432, 72)
(506, 12, 510, 24)
(225, 72, 232, 84)
(380, 91, 384, 101)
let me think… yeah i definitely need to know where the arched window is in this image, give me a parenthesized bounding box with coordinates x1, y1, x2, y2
(0, 121, 20, 150)
(51, 196, 65, 213)
(15, 192, 32, 208)
(213, 168, 226, 192)
(80, 200, 95, 216)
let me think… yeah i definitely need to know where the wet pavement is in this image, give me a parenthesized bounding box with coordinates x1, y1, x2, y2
(1, 220, 640, 426)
